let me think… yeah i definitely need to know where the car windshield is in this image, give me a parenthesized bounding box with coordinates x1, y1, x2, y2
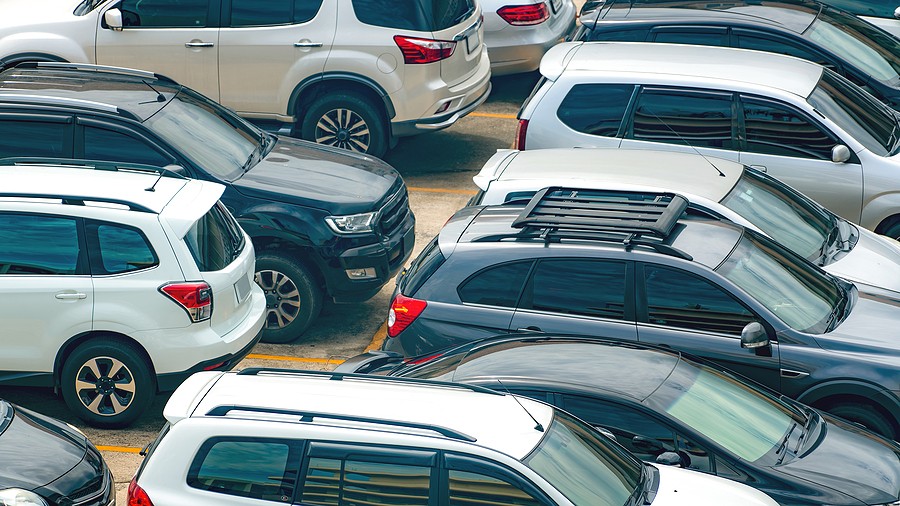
(807, 70, 898, 156)
(144, 89, 262, 181)
(524, 411, 643, 506)
(647, 361, 805, 464)
(720, 170, 836, 262)
(805, 7, 900, 86)
(716, 232, 843, 333)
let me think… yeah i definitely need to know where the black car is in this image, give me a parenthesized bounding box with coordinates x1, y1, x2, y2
(575, 0, 900, 109)
(0, 62, 415, 343)
(339, 335, 900, 506)
(380, 187, 900, 439)
(0, 398, 114, 505)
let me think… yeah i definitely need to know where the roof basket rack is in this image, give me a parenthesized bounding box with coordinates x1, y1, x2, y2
(13, 61, 179, 86)
(0, 157, 187, 179)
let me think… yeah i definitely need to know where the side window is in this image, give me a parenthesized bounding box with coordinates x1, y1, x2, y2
(230, 0, 323, 26)
(82, 126, 172, 167)
(631, 89, 734, 149)
(0, 118, 69, 158)
(523, 259, 627, 320)
(458, 261, 531, 307)
(0, 213, 81, 275)
(651, 28, 726, 46)
(557, 84, 635, 137)
(642, 265, 755, 335)
(300, 458, 431, 506)
(187, 438, 300, 502)
(85, 221, 158, 275)
(449, 470, 543, 506)
(586, 27, 649, 42)
(820, 0, 893, 17)
(119, 0, 208, 28)
(733, 31, 835, 69)
(741, 97, 837, 160)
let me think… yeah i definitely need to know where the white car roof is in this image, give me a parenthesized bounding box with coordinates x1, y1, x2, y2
(541, 42, 824, 98)
(475, 148, 743, 202)
(165, 370, 553, 460)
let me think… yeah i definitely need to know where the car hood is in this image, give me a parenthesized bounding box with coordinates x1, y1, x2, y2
(821, 290, 900, 357)
(826, 227, 900, 293)
(653, 464, 777, 505)
(774, 416, 900, 505)
(0, 404, 86, 489)
(232, 136, 402, 214)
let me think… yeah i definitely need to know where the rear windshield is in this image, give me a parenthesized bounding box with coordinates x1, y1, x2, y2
(401, 237, 445, 296)
(352, 0, 475, 31)
(185, 202, 246, 272)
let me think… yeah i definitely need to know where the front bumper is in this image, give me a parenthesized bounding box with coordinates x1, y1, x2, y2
(325, 221, 416, 303)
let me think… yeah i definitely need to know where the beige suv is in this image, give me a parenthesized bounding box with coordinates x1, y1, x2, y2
(0, 0, 492, 158)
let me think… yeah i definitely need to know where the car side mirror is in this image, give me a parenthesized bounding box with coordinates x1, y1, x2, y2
(894, 6, 900, 19)
(655, 452, 686, 467)
(740, 321, 769, 349)
(632, 436, 665, 453)
(832, 144, 851, 163)
(162, 164, 186, 176)
(105, 8, 124, 31)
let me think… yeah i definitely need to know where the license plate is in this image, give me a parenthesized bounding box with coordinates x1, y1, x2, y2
(466, 29, 480, 54)
(234, 274, 252, 303)
(551, 0, 562, 14)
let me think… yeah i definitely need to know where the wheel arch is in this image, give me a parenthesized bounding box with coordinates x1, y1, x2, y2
(288, 73, 396, 123)
(0, 51, 68, 70)
(797, 379, 900, 428)
(54, 331, 157, 392)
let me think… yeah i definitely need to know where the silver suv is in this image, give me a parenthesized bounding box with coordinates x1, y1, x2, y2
(0, 0, 492, 158)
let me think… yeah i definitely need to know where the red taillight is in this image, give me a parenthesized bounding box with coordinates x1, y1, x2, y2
(128, 478, 154, 506)
(514, 119, 529, 149)
(160, 281, 212, 323)
(387, 294, 427, 337)
(497, 3, 550, 25)
(394, 35, 456, 64)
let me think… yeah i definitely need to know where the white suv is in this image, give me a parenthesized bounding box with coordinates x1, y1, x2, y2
(0, 160, 265, 428)
(0, 0, 492, 158)
(128, 368, 779, 506)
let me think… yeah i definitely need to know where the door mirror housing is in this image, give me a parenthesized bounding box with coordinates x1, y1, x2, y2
(740, 321, 769, 349)
(832, 144, 851, 163)
(655, 452, 686, 467)
(104, 8, 123, 31)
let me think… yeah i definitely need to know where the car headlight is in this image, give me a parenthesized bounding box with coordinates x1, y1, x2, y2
(0, 489, 49, 506)
(325, 212, 376, 234)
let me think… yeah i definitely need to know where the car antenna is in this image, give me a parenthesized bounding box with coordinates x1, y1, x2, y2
(141, 79, 167, 103)
(497, 379, 544, 432)
(145, 171, 164, 192)
(641, 107, 726, 178)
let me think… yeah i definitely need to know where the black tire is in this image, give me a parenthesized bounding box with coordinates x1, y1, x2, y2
(60, 339, 155, 429)
(300, 92, 388, 159)
(877, 217, 900, 241)
(254, 253, 322, 343)
(826, 401, 898, 440)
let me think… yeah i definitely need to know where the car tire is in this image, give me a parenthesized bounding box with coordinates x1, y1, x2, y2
(255, 253, 322, 343)
(877, 217, 900, 240)
(61, 339, 155, 429)
(826, 401, 898, 440)
(301, 92, 388, 158)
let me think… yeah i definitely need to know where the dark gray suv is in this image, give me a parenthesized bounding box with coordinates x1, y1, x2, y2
(381, 187, 900, 439)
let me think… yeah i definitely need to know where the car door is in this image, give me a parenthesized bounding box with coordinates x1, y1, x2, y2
(217, 0, 334, 116)
(736, 95, 864, 223)
(95, 0, 220, 101)
(0, 212, 92, 377)
(509, 258, 638, 340)
(634, 263, 782, 391)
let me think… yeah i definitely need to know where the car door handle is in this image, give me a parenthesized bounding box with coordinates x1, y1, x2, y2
(294, 41, 324, 48)
(185, 41, 215, 48)
(516, 326, 543, 332)
(55, 292, 87, 300)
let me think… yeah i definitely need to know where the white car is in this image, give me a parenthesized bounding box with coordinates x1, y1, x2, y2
(472, 148, 900, 293)
(0, 160, 265, 428)
(516, 41, 900, 238)
(482, 0, 577, 75)
(128, 368, 780, 506)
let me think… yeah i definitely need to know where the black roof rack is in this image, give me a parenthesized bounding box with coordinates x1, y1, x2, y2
(0, 157, 187, 179)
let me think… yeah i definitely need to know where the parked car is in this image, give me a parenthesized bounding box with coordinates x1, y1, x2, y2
(471, 148, 900, 292)
(820, 0, 900, 38)
(128, 367, 780, 506)
(340, 335, 900, 505)
(0, 398, 114, 505)
(516, 41, 900, 238)
(0, 0, 493, 158)
(574, 0, 900, 109)
(482, 0, 577, 75)
(380, 188, 900, 439)
(0, 62, 416, 343)
(0, 160, 265, 427)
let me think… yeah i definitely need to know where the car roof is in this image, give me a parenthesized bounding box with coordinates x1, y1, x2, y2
(164, 369, 554, 460)
(541, 41, 824, 98)
(477, 149, 743, 202)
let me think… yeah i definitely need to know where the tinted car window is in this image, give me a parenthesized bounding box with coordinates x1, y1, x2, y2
(0, 213, 80, 275)
(188, 438, 298, 501)
(404, 237, 446, 296)
(585, 27, 649, 42)
(643, 265, 755, 335)
(631, 89, 734, 149)
(300, 457, 431, 506)
(185, 202, 245, 272)
(0, 119, 67, 158)
(741, 98, 836, 160)
(459, 261, 531, 307)
(119, 0, 209, 27)
(524, 259, 627, 319)
(86, 221, 158, 275)
(561, 395, 676, 459)
(557, 84, 634, 137)
(808, 7, 900, 85)
(230, 0, 323, 26)
(83, 126, 172, 167)
(651, 28, 726, 45)
(821, 0, 895, 17)
(353, 0, 475, 31)
(449, 469, 543, 506)
(734, 31, 833, 69)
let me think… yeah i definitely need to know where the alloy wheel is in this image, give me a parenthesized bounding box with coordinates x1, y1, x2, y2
(72, 356, 136, 416)
(315, 108, 371, 152)
(255, 269, 302, 330)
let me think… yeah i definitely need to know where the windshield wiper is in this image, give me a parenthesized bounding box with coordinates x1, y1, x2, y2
(775, 422, 799, 465)
(824, 287, 848, 332)
(817, 221, 840, 266)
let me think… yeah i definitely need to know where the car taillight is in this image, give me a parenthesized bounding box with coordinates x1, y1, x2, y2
(514, 119, 529, 149)
(128, 478, 154, 506)
(387, 294, 427, 337)
(497, 3, 550, 25)
(394, 35, 456, 64)
(160, 282, 212, 323)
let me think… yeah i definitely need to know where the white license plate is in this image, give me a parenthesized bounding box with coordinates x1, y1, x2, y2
(466, 29, 480, 54)
(234, 274, 252, 303)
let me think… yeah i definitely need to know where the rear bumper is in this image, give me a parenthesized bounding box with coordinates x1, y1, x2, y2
(156, 326, 262, 392)
(391, 69, 492, 137)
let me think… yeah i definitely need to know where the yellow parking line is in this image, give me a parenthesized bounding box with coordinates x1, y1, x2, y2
(408, 186, 477, 195)
(97, 445, 142, 454)
(365, 322, 388, 353)
(246, 354, 345, 365)
(470, 112, 517, 120)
